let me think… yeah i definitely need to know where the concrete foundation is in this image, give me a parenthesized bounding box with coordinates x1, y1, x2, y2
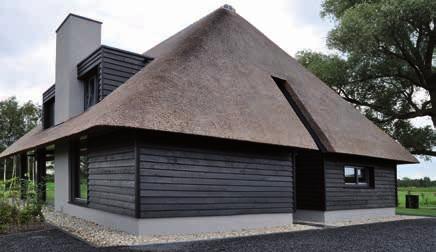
(60, 203, 293, 235)
(294, 208, 396, 225)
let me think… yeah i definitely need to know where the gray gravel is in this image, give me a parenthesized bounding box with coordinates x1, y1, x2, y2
(122, 218, 436, 252)
(0, 227, 95, 252)
(3, 219, 436, 252)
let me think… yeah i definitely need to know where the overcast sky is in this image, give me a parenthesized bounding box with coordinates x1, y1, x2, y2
(0, 0, 434, 178)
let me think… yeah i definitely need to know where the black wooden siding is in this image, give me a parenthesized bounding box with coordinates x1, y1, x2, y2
(42, 84, 55, 103)
(138, 141, 294, 218)
(295, 151, 324, 210)
(42, 84, 56, 129)
(77, 45, 151, 100)
(324, 156, 396, 210)
(87, 134, 136, 216)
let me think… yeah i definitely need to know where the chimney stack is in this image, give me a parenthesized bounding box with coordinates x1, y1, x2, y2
(54, 14, 101, 125)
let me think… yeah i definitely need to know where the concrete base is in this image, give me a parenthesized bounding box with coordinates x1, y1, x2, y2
(294, 208, 395, 225)
(61, 203, 293, 235)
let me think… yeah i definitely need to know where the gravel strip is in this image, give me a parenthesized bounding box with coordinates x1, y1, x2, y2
(43, 208, 317, 247)
(135, 218, 436, 252)
(330, 214, 426, 227)
(43, 208, 426, 247)
(0, 228, 95, 252)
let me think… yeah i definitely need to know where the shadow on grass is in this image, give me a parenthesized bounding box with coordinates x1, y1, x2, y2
(396, 207, 436, 217)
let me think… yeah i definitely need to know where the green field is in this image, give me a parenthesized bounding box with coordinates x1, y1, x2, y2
(2, 181, 436, 217)
(1, 181, 85, 206)
(46, 181, 54, 205)
(397, 187, 436, 217)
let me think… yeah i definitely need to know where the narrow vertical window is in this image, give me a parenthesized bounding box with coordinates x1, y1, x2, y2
(84, 75, 98, 110)
(72, 136, 88, 203)
(42, 97, 55, 129)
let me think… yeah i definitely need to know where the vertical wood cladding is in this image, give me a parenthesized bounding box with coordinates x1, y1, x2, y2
(295, 151, 324, 210)
(138, 137, 294, 218)
(324, 155, 396, 210)
(87, 134, 136, 216)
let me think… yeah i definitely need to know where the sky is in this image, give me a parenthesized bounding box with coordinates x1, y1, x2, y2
(0, 0, 434, 178)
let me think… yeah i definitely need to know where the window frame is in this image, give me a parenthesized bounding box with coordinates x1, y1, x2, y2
(343, 165, 373, 188)
(42, 97, 55, 129)
(69, 136, 89, 206)
(83, 73, 99, 111)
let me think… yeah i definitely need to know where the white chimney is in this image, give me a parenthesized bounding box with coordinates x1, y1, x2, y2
(54, 14, 101, 125)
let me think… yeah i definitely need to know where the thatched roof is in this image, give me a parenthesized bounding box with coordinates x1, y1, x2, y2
(0, 7, 417, 163)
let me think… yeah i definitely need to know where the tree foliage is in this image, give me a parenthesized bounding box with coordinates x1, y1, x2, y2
(0, 97, 41, 153)
(297, 0, 436, 157)
(398, 177, 436, 187)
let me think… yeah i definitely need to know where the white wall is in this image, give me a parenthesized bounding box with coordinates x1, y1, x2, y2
(55, 15, 101, 125)
(54, 142, 70, 212)
(294, 208, 396, 225)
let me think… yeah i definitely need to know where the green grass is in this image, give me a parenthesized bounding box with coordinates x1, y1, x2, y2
(396, 187, 436, 217)
(396, 207, 436, 217)
(46, 181, 54, 205)
(3, 181, 436, 217)
(0, 180, 85, 206)
(398, 187, 436, 192)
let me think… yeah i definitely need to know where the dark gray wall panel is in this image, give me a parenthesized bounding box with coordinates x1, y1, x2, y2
(295, 151, 324, 210)
(42, 84, 55, 103)
(100, 46, 149, 100)
(77, 45, 151, 102)
(324, 156, 396, 211)
(87, 134, 136, 216)
(139, 143, 294, 218)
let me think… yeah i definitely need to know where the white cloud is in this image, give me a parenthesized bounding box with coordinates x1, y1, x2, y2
(0, 0, 331, 104)
(0, 39, 55, 104)
(398, 156, 436, 180)
(1, 0, 433, 177)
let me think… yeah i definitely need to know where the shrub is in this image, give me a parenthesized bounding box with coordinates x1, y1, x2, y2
(0, 178, 45, 233)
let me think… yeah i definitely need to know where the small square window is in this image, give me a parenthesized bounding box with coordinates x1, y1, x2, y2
(344, 166, 371, 187)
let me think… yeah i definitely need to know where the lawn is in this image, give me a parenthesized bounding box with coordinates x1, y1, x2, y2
(1, 181, 87, 206)
(397, 187, 436, 217)
(46, 181, 54, 205)
(3, 181, 436, 217)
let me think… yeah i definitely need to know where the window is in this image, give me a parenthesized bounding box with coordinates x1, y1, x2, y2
(344, 166, 372, 186)
(71, 136, 88, 203)
(43, 98, 55, 129)
(84, 75, 98, 110)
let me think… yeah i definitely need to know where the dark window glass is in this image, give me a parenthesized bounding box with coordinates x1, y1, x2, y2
(357, 168, 368, 185)
(84, 75, 98, 110)
(344, 166, 370, 186)
(344, 167, 356, 184)
(43, 98, 55, 129)
(73, 136, 88, 202)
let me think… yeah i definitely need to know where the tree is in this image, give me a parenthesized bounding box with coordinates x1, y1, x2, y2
(296, 0, 436, 157)
(0, 97, 41, 181)
(0, 97, 41, 153)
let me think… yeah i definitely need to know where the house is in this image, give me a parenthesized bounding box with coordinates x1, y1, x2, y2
(0, 6, 417, 235)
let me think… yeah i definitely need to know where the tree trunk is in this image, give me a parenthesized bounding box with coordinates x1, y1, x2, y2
(9, 157, 16, 191)
(3, 159, 6, 191)
(430, 88, 436, 128)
